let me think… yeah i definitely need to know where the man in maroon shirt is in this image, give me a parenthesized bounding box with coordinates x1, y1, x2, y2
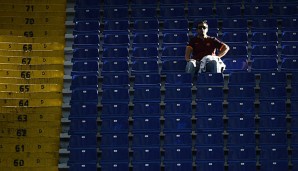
(185, 20, 229, 76)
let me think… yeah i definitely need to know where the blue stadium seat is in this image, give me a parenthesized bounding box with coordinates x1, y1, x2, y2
(196, 161, 225, 171)
(134, 73, 161, 87)
(188, 6, 214, 19)
(250, 18, 278, 32)
(131, 7, 157, 20)
(102, 34, 130, 47)
(101, 60, 129, 75)
(131, 60, 159, 75)
(259, 131, 287, 145)
(72, 47, 99, 61)
(164, 132, 192, 146)
(102, 73, 130, 89)
(196, 73, 224, 87)
(103, 7, 129, 20)
(196, 86, 224, 101)
(281, 31, 298, 43)
(131, 0, 158, 6)
(227, 100, 255, 115)
(73, 21, 100, 34)
(69, 133, 97, 148)
(228, 72, 255, 86)
(73, 34, 100, 48)
(160, 0, 186, 6)
(221, 18, 248, 32)
(260, 145, 288, 160)
(164, 162, 193, 171)
(103, 20, 129, 33)
(227, 161, 257, 171)
(69, 148, 97, 163)
(196, 101, 223, 116)
(221, 31, 248, 45)
(272, 4, 298, 16)
(250, 44, 278, 56)
(281, 58, 298, 72)
(161, 59, 187, 74)
(258, 100, 286, 115)
(281, 44, 298, 58)
(227, 146, 256, 160)
(215, 5, 243, 18)
(259, 72, 287, 85)
(243, 5, 271, 18)
(251, 31, 278, 44)
(188, 0, 214, 6)
(132, 147, 161, 162)
(227, 131, 256, 145)
(165, 73, 192, 87)
(164, 86, 192, 102)
(164, 115, 192, 132)
(163, 19, 189, 33)
(100, 147, 129, 162)
(222, 58, 248, 73)
(101, 117, 129, 133)
(70, 102, 98, 119)
(259, 115, 287, 131)
(71, 74, 98, 90)
(132, 133, 160, 147)
(75, 0, 100, 8)
(74, 9, 100, 21)
(164, 102, 192, 115)
(100, 162, 129, 171)
(196, 116, 224, 130)
(133, 87, 161, 103)
(251, 58, 278, 72)
(161, 46, 185, 60)
(225, 44, 248, 58)
(71, 61, 99, 76)
(196, 146, 225, 161)
(132, 33, 159, 47)
(162, 33, 189, 47)
(196, 131, 223, 146)
(132, 19, 159, 33)
(103, 0, 128, 6)
(100, 133, 129, 147)
(259, 160, 289, 171)
(102, 47, 129, 61)
(159, 6, 186, 19)
(132, 162, 160, 171)
(133, 102, 161, 117)
(164, 147, 192, 161)
(132, 47, 159, 60)
(227, 115, 255, 130)
(101, 103, 129, 117)
(101, 88, 130, 104)
(259, 85, 287, 100)
(70, 88, 98, 104)
(132, 117, 161, 133)
(69, 118, 98, 133)
(228, 85, 255, 100)
(69, 163, 97, 171)
(281, 18, 298, 31)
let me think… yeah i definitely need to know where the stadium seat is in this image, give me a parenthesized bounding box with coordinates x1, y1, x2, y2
(164, 115, 192, 132)
(281, 31, 298, 43)
(164, 147, 192, 161)
(161, 46, 185, 60)
(196, 116, 224, 130)
(102, 73, 130, 89)
(69, 148, 97, 163)
(161, 60, 187, 74)
(75, 0, 100, 8)
(71, 61, 99, 76)
(215, 5, 243, 18)
(132, 162, 160, 171)
(196, 72, 224, 87)
(195, 101, 223, 116)
(132, 33, 159, 47)
(250, 58, 279, 72)
(258, 100, 286, 115)
(132, 133, 160, 147)
(100, 147, 129, 162)
(196, 161, 225, 171)
(102, 47, 129, 61)
(188, 6, 214, 19)
(221, 31, 248, 45)
(101, 103, 129, 117)
(259, 115, 287, 130)
(103, 7, 129, 20)
(164, 102, 192, 115)
(132, 19, 159, 33)
(228, 85, 255, 100)
(196, 146, 225, 160)
(162, 19, 189, 33)
(227, 161, 257, 171)
(164, 86, 192, 102)
(159, 6, 185, 19)
(164, 132, 192, 146)
(70, 74, 98, 90)
(225, 44, 248, 58)
(131, 60, 159, 75)
(132, 147, 161, 162)
(133, 102, 161, 117)
(281, 18, 298, 31)
(102, 34, 130, 47)
(281, 44, 298, 58)
(272, 4, 298, 16)
(162, 32, 189, 47)
(227, 131, 256, 145)
(164, 162, 193, 171)
(131, 0, 158, 6)
(228, 72, 256, 86)
(131, 7, 157, 20)
(250, 18, 278, 31)
(222, 58, 248, 73)
(227, 115, 255, 130)
(221, 18, 248, 32)
(133, 87, 161, 103)
(101, 60, 129, 75)
(196, 131, 223, 146)
(251, 31, 278, 44)
(132, 46, 159, 60)
(70, 88, 98, 104)
(160, 0, 186, 6)
(134, 73, 161, 87)
(101, 117, 129, 133)
(72, 48, 99, 62)
(259, 72, 287, 85)
(227, 100, 255, 115)
(69, 118, 98, 133)
(103, 0, 129, 6)
(103, 20, 129, 33)
(259, 160, 289, 171)
(73, 21, 100, 34)
(196, 86, 224, 101)
(132, 117, 161, 132)
(100, 133, 129, 147)
(100, 162, 129, 171)
(101, 88, 130, 104)
(259, 85, 287, 100)
(165, 73, 192, 87)
(243, 5, 271, 18)
(74, 9, 100, 21)
(281, 58, 298, 71)
(73, 34, 100, 48)
(227, 146, 256, 160)
(70, 102, 98, 119)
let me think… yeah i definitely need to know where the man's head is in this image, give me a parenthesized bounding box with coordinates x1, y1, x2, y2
(197, 20, 208, 37)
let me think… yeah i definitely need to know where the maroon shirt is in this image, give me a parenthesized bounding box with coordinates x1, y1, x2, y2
(187, 36, 224, 61)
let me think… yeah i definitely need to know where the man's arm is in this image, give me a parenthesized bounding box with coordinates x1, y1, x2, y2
(217, 43, 230, 58)
(185, 45, 193, 61)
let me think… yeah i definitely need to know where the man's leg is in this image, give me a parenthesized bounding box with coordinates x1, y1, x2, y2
(185, 61, 197, 78)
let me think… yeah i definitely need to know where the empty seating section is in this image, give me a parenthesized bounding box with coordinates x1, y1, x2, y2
(66, 0, 298, 170)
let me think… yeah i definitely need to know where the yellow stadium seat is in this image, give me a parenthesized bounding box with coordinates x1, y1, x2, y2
(0, 42, 64, 51)
(0, 155, 58, 167)
(0, 50, 64, 57)
(0, 64, 64, 71)
(0, 137, 59, 144)
(0, 127, 61, 137)
(0, 70, 64, 78)
(0, 24, 65, 30)
(0, 166, 58, 171)
(0, 17, 65, 25)
(0, 106, 62, 114)
(0, 83, 63, 92)
(0, 4, 66, 12)
(0, 78, 64, 84)
(0, 112, 61, 122)
(0, 29, 65, 37)
(0, 143, 59, 153)
(0, 92, 62, 99)
(0, 36, 65, 44)
(0, 98, 62, 107)
(0, 11, 66, 17)
(0, 0, 66, 4)
(0, 121, 60, 129)
(0, 56, 64, 65)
